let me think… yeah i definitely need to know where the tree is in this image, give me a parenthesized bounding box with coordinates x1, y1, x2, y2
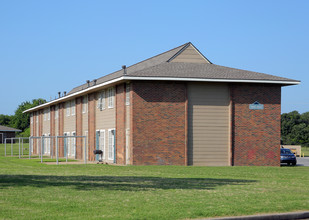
(3, 98, 46, 132)
(281, 111, 309, 147)
(0, 114, 14, 127)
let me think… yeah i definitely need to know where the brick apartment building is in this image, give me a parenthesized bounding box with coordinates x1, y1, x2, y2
(0, 125, 21, 143)
(24, 42, 299, 166)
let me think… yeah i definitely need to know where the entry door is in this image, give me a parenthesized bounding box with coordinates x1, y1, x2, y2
(71, 132, 76, 158)
(108, 129, 115, 162)
(64, 133, 67, 157)
(96, 131, 100, 161)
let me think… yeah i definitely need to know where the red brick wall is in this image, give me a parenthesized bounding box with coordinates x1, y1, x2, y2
(76, 97, 83, 159)
(88, 93, 96, 161)
(116, 83, 126, 164)
(58, 103, 64, 157)
(50, 106, 55, 156)
(231, 84, 281, 166)
(131, 81, 186, 165)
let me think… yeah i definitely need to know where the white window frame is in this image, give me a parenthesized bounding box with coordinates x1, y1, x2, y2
(126, 83, 130, 105)
(108, 128, 115, 160)
(97, 91, 105, 111)
(30, 113, 33, 124)
(100, 130, 105, 159)
(66, 101, 70, 116)
(71, 131, 76, 157)
(71, 100, 76, 116)
(108, 87, 115, 108)
(82, 95, 88, 113)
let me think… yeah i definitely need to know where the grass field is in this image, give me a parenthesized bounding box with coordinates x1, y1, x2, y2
(0, 144, 308, 220)
(302, 147, 309, 157)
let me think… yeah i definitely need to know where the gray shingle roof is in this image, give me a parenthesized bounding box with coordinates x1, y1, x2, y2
(67, 42, 299, 95)
(0, 125, 21, 132)
(68, 42, 189, 95)
(127, 62, 298, 82)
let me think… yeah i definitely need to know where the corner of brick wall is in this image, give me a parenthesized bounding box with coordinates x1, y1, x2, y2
(231, 83, 281, 166)
(116, 83, 126, 165)
(76, 97, 83, 160)
(88, 93, 96, 161)
(131, 81, 186, 165)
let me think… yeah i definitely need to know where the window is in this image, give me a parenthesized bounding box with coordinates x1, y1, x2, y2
(30, 113, 33, 124)
(66, 101, 70, 116)
(97, 91, 105, 110)
(100, 130, 105, 159)
(108, 87, 115, 108)
(82, 95, 88, 113)
(55, 105, 58, 119)
(44, 133, 50, 154)
(71, 131, 76, 157)
(108, 129, 115, 160)
(126, 83, 130, 105)
(47, 107, 50, 121)
(71, 100, 76, 116)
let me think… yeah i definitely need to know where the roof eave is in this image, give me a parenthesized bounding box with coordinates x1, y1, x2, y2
(23, 76, 126, 113)
(123, 76, 300, 85)
(23, 75, 299, 113)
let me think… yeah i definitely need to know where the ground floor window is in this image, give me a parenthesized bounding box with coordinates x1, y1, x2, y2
(108, 129, 115, 161)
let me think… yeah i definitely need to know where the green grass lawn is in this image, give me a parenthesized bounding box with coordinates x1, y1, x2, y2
(302, 147, 309, 157)
(0, 144, 308, 220)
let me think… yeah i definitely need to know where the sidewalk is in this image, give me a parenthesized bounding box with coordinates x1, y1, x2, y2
(198, 211, 309, 220)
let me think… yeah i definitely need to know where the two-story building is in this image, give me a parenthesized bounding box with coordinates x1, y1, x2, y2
(24, 42, 299, 166)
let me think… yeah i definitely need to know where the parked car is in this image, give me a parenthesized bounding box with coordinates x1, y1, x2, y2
(280, 148, 297, 166)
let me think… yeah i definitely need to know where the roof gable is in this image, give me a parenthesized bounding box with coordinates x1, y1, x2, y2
(168, 43, 211, 64)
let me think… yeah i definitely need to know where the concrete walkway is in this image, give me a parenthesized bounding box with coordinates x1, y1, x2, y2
(297, 157, 309, 167)
(198, 211, 309, 220)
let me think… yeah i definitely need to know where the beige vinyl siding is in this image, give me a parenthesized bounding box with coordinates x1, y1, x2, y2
(188, 82, 230, 166)
(42, 109, 50, 135)
(171, 45, 209, 64)
(64, 100, 76, 134)
(95, 89, 116, 163)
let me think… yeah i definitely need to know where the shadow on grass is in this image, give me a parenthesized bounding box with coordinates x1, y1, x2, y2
(0, 175, 256, 191)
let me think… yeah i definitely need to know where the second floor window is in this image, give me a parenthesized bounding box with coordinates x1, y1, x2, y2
(108, 87, 115, 108)
(97, 91, 105, 111)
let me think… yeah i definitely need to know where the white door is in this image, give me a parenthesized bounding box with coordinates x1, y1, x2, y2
(108, 129, 115, 161)
(99, 130, 105, 159)
(71, 132, 76, 157)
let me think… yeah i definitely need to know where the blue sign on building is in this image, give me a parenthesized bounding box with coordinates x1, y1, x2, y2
(249, 101, 264, 110)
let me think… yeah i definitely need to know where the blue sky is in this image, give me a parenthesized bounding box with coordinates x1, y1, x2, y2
(1, 0, 308, 115)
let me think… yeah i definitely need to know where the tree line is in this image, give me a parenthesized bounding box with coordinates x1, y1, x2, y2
(0, 99, 46, 136)
(281, 111, 309, 147)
